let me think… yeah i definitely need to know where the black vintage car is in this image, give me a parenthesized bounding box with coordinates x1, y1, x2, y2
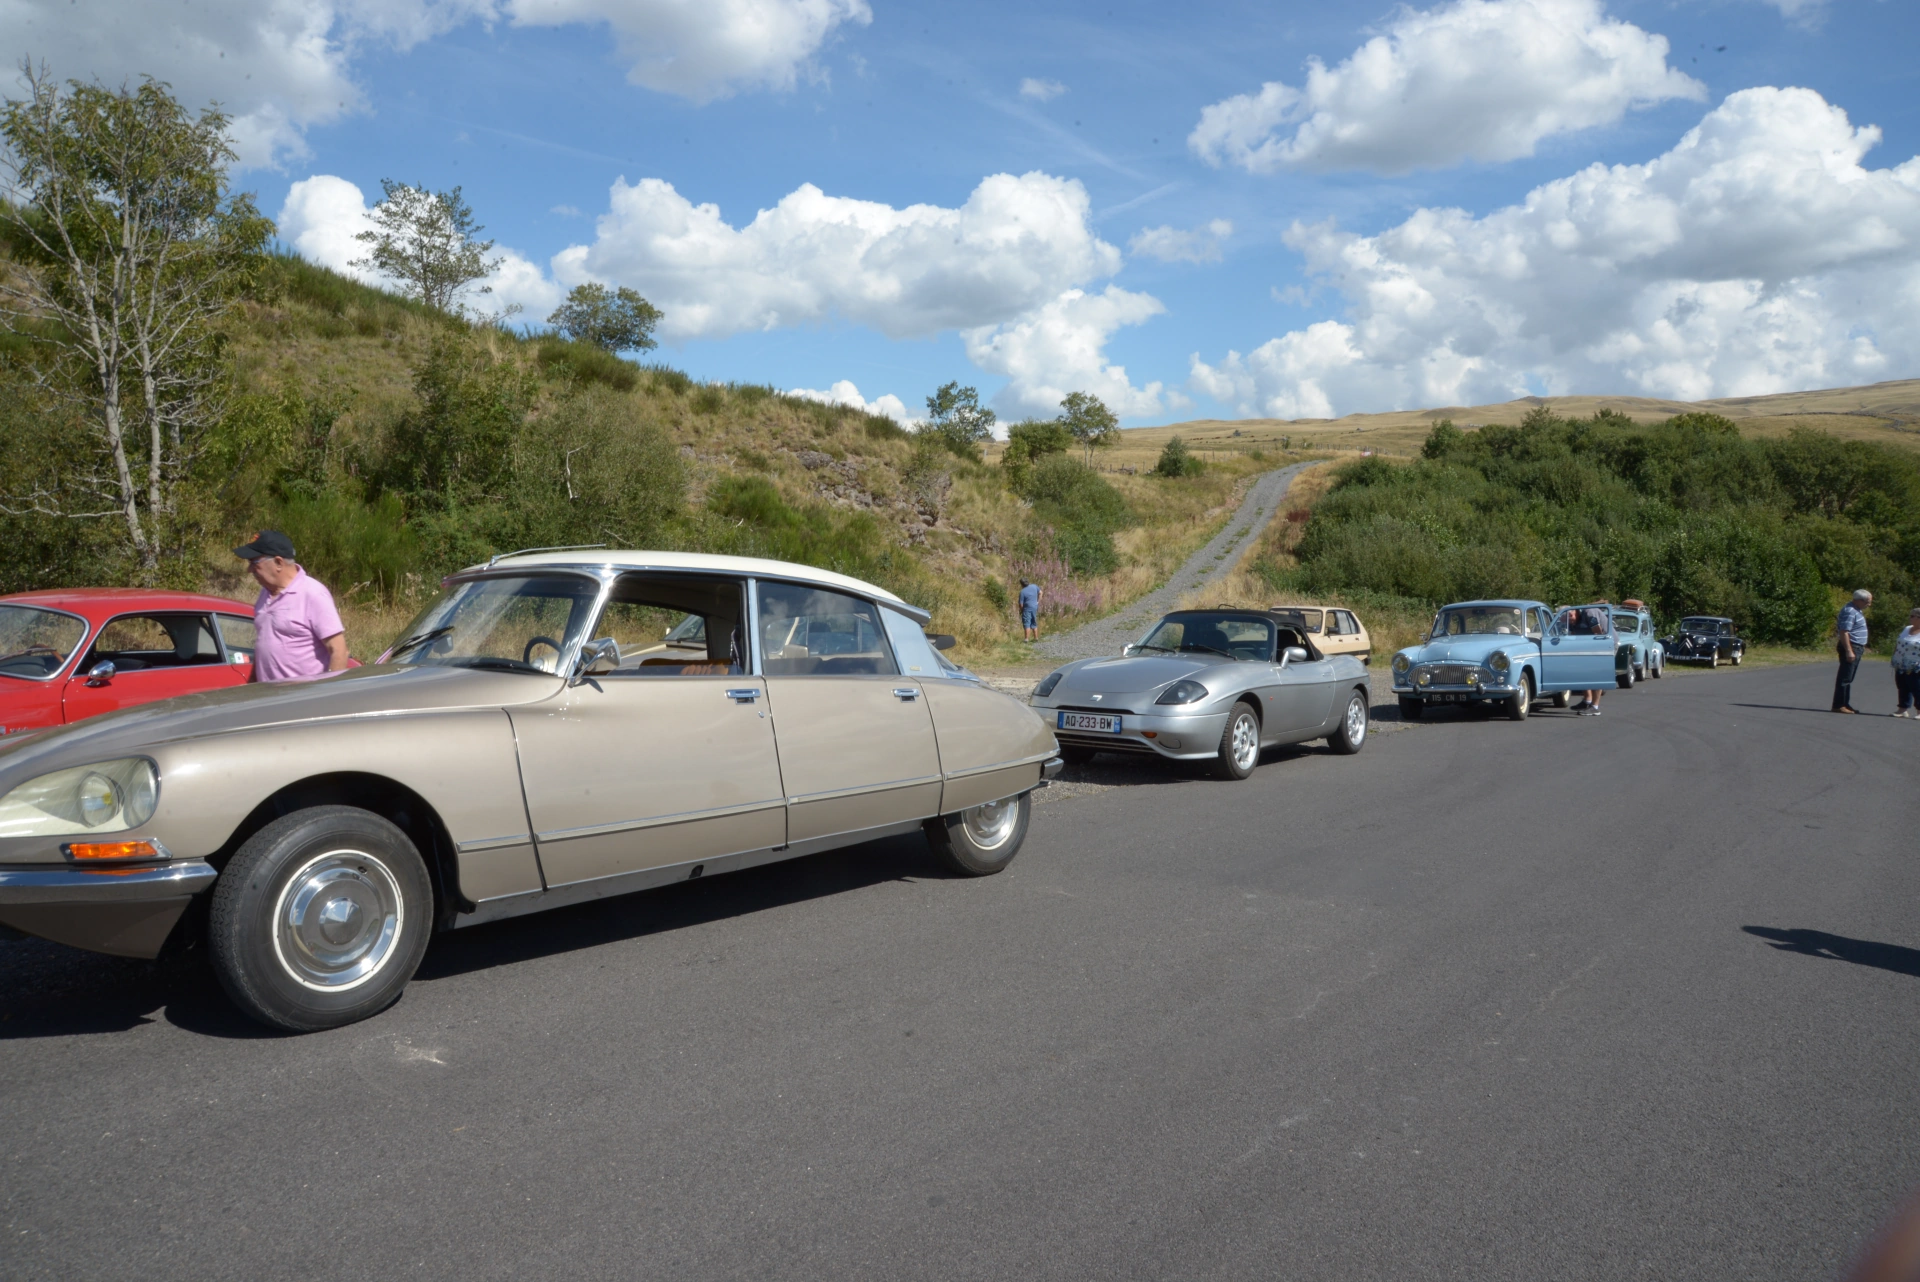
(1662, 615, 1745, 666)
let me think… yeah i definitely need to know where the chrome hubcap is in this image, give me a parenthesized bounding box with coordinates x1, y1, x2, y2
(273, 849, 404, 992)
(1345, 694, 1367, 745)
(1231, 714, 1259, 770)
(962, 798, 1020, 851)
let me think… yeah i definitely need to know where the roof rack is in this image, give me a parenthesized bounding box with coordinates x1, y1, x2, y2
(486, 543, 608, 568)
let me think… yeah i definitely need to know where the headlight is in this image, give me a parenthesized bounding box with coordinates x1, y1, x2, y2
(1416, 670, 1432, 686)
(1392, 654, 1411, 675)
(1034, 671, 1064, 698)
(1488, 651, 1510, 673)
(0, 758, 158, 838)
(1156, 679, 1210, 705)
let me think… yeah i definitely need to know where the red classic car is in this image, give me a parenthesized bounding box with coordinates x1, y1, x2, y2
(0, 589, 257, 736)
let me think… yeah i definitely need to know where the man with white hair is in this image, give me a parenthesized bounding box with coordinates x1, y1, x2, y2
(1833, 589, 1873, 714)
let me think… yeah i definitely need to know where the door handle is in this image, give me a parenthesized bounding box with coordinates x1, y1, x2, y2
(893, 687, 920, 701)
(725, 688, 761, 702)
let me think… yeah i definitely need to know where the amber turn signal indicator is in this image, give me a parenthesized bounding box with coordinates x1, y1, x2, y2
(64, 840, 160, 862)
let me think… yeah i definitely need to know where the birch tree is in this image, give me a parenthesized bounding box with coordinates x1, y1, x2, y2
(351, 180, 500, 314)
(0, 66, 269, 576)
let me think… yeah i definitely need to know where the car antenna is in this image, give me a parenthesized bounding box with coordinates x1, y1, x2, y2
(486, 544, 607, 568)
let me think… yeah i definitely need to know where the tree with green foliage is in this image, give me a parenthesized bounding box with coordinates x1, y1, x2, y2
(1421, 419, 1462, 459)
(547, 282, 662, 353)
(0, 65, 271, 578)
(1026, 454, 1133, 575)
(921, 381, 996, 459)
(352, 179, 500, 314)
(999, 418, 1073, 492)
(1059, 390, 1118, 463)
(1153, 435, 1203, 478)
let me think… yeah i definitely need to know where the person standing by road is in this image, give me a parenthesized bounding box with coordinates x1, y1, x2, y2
(1891, 607, 1920, 718)
(233, 530, 349, 682)
(1833, 589, 1872, 714)
(1018, 579, 1042, 643)
(1572, 605, 1610, 717)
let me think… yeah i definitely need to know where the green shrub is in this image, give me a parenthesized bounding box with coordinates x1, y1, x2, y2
(690, 384, 726, 415)
(274, 491, 419, 600)
(645, 365, 693, 396)
(1153, 435, 1204, 478)
(535, 337, 638, 392)
(1025, 455, 1132, 576)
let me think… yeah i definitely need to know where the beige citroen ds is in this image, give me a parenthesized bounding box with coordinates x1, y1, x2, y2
(0, 552, 1060, 1031)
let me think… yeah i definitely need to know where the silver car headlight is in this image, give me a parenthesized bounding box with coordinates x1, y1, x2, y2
(1392, 653, 1411, 676)
(0, 758, 159, 838)
(1156, 679, 1210, 706)
(1034, 671, 1064, 698)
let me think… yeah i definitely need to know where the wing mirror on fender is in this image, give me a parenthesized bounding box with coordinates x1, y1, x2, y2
(85, 660, 116, 686)
(927, 634, 956, 651)
(570, 638, 620, 686)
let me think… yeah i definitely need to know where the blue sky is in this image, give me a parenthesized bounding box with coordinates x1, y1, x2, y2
(8, 0, 1917, 427)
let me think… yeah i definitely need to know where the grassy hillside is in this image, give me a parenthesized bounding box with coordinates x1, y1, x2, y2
(1, 254, 1284, 664)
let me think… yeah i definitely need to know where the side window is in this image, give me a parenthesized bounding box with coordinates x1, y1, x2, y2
(758, 583, 898, 677)
(880, 607, 942, 677)
(85, 613, 220, 671)
(593, 575, 745, 677)
(215, 614, 257, 664)
(1527, 609, 1546, 639)
(1325, 611, 1346, 636)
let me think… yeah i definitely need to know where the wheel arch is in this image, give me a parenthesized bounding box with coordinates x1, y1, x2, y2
(206, 773, 472, 929)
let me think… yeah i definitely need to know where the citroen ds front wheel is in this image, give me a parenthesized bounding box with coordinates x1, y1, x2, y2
(209, 806, 433, 1032)
(927, 792, 1031, 876)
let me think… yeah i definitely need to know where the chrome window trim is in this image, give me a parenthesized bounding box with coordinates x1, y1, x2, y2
(0, 603, 93, 683)
(586, 570, 753, 679)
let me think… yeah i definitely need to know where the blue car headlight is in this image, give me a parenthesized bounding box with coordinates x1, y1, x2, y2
(1488, 651, 1510, 674)
(1392, 653, 1411, 676)
(1034, 671, 1064, 698)
(1156, 679, 1210, 706)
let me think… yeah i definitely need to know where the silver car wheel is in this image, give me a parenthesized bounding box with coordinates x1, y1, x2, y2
(272, 848, 406, 993)
(1230, 711, 1260, 772)
(961, 798, 1021, 852)
(1344, 693, 1367, 746)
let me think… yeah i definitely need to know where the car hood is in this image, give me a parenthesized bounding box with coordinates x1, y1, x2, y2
(0, 664, 560, 779)
(1055, 653, 1226, 695)
(1404, 635, 1527, 663)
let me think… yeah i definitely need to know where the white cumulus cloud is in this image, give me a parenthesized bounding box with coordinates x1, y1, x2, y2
(1019, 77, 1066, 102)
(500, 0, 871, 101)
(965, 286, 1169, 420)
(1129, 219, 1233, 264)
(1189, 87, 1920, 418)
(1189, 0, 1703, 175)
(787, 380, 915, 425)
(278, 175, 561, 318)
(2, 0, 862, 169)
(551, 171, 1123, 341)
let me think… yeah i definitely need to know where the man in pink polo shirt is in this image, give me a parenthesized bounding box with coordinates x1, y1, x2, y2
(233, 530, 349, 682)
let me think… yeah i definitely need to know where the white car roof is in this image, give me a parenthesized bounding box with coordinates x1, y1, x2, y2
(460, 549, 925, 620)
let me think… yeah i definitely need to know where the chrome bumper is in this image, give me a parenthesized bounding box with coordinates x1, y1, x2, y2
(0, 860, 217, 959)
(1041, 756, 1065, 781)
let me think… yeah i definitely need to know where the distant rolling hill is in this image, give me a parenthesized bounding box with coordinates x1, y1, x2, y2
(1117, 378, 1920, 460)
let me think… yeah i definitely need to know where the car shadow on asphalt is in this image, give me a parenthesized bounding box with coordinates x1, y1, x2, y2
(1742, 926, 1920, 979)
(0, 935, 272, 1041)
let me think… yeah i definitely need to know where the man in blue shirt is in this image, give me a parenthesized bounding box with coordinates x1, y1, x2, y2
(1018, 579, 1042, 643)
(1833, 588, 1872, 713)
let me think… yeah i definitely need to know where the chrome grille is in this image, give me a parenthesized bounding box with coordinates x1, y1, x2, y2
(1421, 664, 1477, 685)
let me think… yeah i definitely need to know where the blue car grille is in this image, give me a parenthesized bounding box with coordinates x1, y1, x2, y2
(1420, 664, 1478, 686)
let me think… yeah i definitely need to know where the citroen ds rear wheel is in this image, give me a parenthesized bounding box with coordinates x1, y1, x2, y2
(1214, 701, 1262, 780)
(1329, 689, 1369, 754)
(927, 792, 1031, 876)
(209, 806, 433, 1033)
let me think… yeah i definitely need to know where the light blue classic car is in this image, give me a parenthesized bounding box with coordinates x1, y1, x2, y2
(1608, 602, 1664, 686)
(1390, 600, 1618, 720)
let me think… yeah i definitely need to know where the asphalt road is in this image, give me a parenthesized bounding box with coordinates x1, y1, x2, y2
(3, 661, 1917, 1281)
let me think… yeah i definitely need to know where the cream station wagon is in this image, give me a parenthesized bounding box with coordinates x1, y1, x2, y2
(0, 552, 1060, 1031)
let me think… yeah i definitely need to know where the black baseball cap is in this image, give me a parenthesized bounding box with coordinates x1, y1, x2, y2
(233, 529, 296, 561)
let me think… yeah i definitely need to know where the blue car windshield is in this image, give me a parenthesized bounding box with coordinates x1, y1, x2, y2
(1431, 606, 1526, 638)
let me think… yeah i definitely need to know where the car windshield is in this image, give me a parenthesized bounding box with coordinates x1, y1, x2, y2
(1681, 618, 1721, 633)
(0, 605, 88, 680)
(382, 574, 602, 674)
(1612, 616, 1639, 635)
(1138, 613, 1275, 661)
(1431, 606, 1526, 638)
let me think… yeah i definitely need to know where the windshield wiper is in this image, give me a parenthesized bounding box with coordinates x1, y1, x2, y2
(386, 625, 455, 660)
(1179, 644, 1236, 659)
(1134, 643, 1177, 654)
(456, 656, 543, 673)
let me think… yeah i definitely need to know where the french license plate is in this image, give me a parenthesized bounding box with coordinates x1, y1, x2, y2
(1432, 693, 1474, 702)
(1058, 711, 1122, 734)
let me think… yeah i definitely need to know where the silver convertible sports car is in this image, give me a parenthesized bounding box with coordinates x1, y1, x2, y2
(1028, 609, 1372, 779)
(0, 552, 1060, 1031)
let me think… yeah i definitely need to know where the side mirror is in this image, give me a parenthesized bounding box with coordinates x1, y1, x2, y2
(570, 637, 620, 685)
(927, 633, 956, 651)
(85, 660, 115, 686)
(1282, 646, 1309, 665)
(1122, 643, 1138, 656)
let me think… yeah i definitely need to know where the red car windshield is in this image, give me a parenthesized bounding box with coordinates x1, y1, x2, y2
(0, 606, 87, 680)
